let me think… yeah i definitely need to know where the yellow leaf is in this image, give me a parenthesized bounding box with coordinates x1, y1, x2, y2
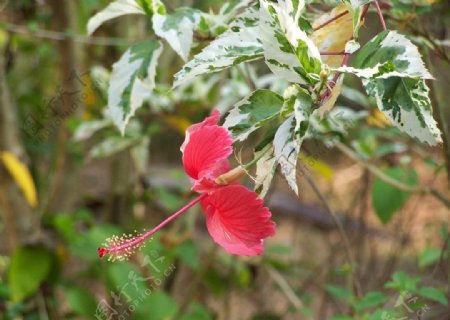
(0, 152, 38, 208)
(367, 109, 392, 128)
(299, 155, 334, 181)
(311, 5, 353, 67)
(164, 115, 192, 134)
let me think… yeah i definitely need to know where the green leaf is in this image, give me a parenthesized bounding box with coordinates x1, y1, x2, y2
(136, 291, 178, 320)
(87, 0, 145, 35)
(8, 247, 52, 302)
(173, 6, 263, 87)
(418, 247, 443, 268)
(371, 167, 418, 223)
(108, 40, 163, 134)
(354, 291, 388, 310)
(274, 87, 313, 195)
(325, 284, 353, 301)
(260, 0, 322, 84)
(416, 287, 448, 305)
(64, 285, 98, 317)
(223, 89, 283, 141)
(385, 271, 420, 291)
(180, 302, 213, 320)
(329, 316, 353, 320)
(175, 240, 199, 270)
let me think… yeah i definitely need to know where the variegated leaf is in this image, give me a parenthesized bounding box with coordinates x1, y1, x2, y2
(173, 6, 263, 88)
(254, 147, 277, 198)
(87, 0, 145, 35)
(152, 7, 203, 61)
(260, 0, 322, 84)
(107, 40, 163, 134)
(223, 89, 283, 141)
(342, 0, 372, 8)
(365, 77, 442, 146)
(273, 88, 312, 195)
(336, 31, 434, 79)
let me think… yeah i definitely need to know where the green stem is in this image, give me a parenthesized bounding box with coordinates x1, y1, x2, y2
(244, 144, 273, 170)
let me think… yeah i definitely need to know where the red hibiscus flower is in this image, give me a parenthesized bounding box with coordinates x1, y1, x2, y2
(99, 111, 276, 260)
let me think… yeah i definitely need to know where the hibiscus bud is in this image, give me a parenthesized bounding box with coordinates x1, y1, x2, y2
(215, 166, 246, 185)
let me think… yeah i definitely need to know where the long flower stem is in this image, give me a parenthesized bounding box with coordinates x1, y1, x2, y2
(373, 0, 387, 30)
(98, 193, 208, 258)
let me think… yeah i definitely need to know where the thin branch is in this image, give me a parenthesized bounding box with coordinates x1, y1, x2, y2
(302, 171, 362, 298)
(373, 0, 387, 30)
(1, 21, 131, 46)
(266, 265, 304, 310)
(320, 53, 350, 102)
(320, 51, 345, 55)
(313, 10, 349, 31)
(336, 142, 450, 209)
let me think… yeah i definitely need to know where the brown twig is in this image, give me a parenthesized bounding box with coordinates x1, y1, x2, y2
(313, 10, 349, 31)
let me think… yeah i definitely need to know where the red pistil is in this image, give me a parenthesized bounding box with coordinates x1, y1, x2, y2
(98, 193, 207, 261)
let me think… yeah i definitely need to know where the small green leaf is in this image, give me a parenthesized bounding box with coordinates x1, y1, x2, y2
(385, 271, 420, 291)
(325, 284, 353, 301)
(418, 247, 443, 268)
(8, 247, 53, 302)
(354, 291, 388, 310)
(371, 167, 418, 224)
(180, 302, 213, 320)
(175, 240, 199, 270)
(136, 291, 178, 320)
(64, 285, 98, 317)
(416, 287, 448, 306)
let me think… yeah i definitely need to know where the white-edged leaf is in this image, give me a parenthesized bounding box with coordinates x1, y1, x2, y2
(89, 136, 140, 159)
(87, 0, 145, 35)
(173, 6, 263, 88)
(131, 136, 150, 174)
(260, 0, 322, 84)
(345, 39, 360, 54)
(365, 77, 442, 146)
(273, 88, 312, 195)
(336, 30, 434, 79)
(308, 106, 369, 139)
(107, 40, 163, 134)
(254, 146, 277, 198)
(73, 119, 112, 142)
(223, 89, 283, 141)
(342, 0, 372, 8)
(152, 8, 203, 61)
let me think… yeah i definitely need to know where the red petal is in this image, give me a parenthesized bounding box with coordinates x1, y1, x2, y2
(201, 185, 276, 256)
(181, 111, 233, 182)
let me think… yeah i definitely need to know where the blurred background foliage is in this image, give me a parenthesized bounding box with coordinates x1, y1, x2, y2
(0, 0, 449, 319)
